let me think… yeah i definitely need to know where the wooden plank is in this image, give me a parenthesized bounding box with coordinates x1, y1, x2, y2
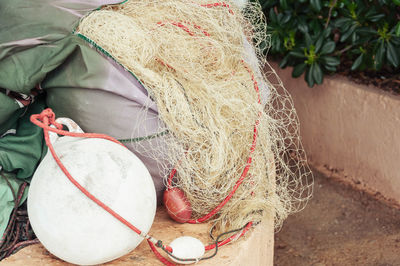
(2, 208, 273, 265)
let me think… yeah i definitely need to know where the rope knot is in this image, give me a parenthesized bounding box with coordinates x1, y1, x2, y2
(155, 240, 163, 248)
(30, 108, 63, 130)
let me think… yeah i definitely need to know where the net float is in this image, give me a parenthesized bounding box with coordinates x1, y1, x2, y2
(28, 117, 157, 265)
(163, 187, 192, 223)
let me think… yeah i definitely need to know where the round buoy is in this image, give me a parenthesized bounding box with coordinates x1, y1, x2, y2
(164, 188, 192, 223)
(168, 236, 205, 264)
(28, 118, 157, 265)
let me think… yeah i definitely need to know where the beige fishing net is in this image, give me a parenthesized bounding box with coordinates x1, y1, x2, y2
(77, 0, 313, 233)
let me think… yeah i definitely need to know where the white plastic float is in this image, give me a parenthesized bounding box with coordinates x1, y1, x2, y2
(28, 118, 157, 265)
(168, 236, 205, 264)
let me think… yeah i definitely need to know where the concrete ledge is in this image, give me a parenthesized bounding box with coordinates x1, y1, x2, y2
(2, 208, 274, 265)
(271, 62, 400, 206)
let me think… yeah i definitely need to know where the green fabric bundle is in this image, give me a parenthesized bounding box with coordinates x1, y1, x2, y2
(0, 98, 46, 238)
(0, 0, 125, 239)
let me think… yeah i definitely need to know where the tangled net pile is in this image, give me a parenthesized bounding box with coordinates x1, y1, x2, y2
(77, 0, 313, 233)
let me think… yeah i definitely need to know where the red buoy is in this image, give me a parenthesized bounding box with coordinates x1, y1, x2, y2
(163, 188, 192, 223)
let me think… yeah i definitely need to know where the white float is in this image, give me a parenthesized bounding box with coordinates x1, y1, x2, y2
(168, 236, 205, 264)
(28, 118, 156, 265)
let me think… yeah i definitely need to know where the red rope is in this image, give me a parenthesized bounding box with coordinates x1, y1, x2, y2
(157, 21, 196, 36)
(183, 21, 211, 37)
(148, 240, 175, 266)
(200, 2, 234, 14)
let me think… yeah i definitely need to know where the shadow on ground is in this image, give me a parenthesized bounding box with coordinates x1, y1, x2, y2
(274, 169, 400, 266)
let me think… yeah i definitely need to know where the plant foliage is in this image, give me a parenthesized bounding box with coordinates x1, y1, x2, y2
(258, 0, 400, 87)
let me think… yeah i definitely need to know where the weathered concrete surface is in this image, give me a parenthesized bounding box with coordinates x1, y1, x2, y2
(271, 62, 400, 206)
(275, 169, 400, 265)
(2, 208, 274, 265)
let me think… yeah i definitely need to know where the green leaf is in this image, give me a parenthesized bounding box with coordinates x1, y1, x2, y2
(375, 41, 385, 69)
(298, 23, 308, 33)
(386, 42, 399, 67)
(323, 28, 332, 38)
(351, 31, 357, 43)
(292, 63, 307, 77)
(269, 9, 277, 23)
(310, 0, 322, 12)
(282, 14, 291, 24)
(260, 0, 271, 10)
(357, 27, 377, 36)
(315, 36, 324, 53)
(279, 54, 290, 68)
(297, 17, 308, 33)
(320, 56, 340, 66)
(341, 20, 353, 32)
(312, 63, 323, 84)
(289, 50, 306, 58)
(305, 33, 313, 47)
(310, 19, 322, 34)
(340, 24, 357, 42)
(271, 35, 282, 53)
(392, 36, 400, 46)
(335, 18, 351, 28)
(351, 54, 364, 70)
(324, 65, 337, 72)
(276, 13, 284, 23)
(367, 14, 385, 22)
(305, 67, 315, 87)
(395, 22, 400, 37)
(321, 41, 336, 54)
(279, 0, 288, 9)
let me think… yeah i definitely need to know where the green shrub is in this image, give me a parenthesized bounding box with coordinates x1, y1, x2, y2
(258, 0, 400, 87)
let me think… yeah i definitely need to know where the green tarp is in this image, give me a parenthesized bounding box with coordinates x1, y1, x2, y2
(0, 98, 46, 237)
(0, 0, 124, 238)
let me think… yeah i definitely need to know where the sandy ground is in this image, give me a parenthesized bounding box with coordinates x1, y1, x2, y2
(274, 169, 400, 266)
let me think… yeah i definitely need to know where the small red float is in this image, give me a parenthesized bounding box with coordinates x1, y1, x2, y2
(163, 188, 192, 223)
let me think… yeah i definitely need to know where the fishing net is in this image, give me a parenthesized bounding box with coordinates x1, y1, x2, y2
(77, 0, 313, 233)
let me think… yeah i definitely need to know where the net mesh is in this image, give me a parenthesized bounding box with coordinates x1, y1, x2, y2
(76, 0, 313, 233)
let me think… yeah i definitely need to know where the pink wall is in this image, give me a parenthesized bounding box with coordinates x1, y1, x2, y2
(271, 63, 400, 206)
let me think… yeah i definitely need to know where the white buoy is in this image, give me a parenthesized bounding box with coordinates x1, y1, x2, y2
(28, 118, 156, 265)
(168, 236, 205, 264)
